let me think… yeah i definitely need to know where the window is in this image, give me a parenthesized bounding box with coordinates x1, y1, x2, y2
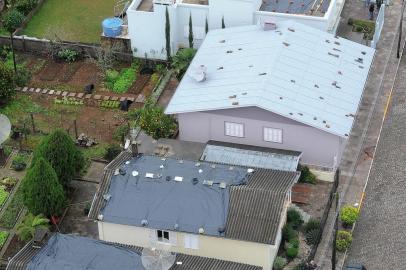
(263, 127, 283, 143)
(225, 122, 244, 137)
(157, 230, 170, 243)
(184, 234, 199, 249)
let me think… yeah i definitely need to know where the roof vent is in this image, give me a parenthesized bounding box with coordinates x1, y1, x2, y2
(198, 228, 205, 234)
(159, 165, 164, 169)
(232, 102, 239, 106)
(229, 166, 234, 170)
(179, 160, 184, 164)
(174, 223, 179, 230)
(211, 164, 216, 168)
(146, 173, 154, 178)
(188, 65, 207, 82)
(203, 180, 213, 186)
(218, 227, 225, 233)
(103, 194, 112, 201)
(198, 169, 203, 173)
(166, 176, 171, 181)
(192, 178, 199, 185)
(288, 27, 295, 32)
(176, 262, 183, 265)
(219, 182, 227, 189)
(97, 214, 104, 221)
(141, 219, 148, 226)
(125, 161, 130, 165)
(119, 168, 126, 175)
(132, 170, 139, 177)
(229, 95, 237, 99)
(247, 168, 254, 173)
(174, 176, 183, 182)
(262, 20, 277, 31)
(195, 162, 201, 167)
(114, 168, 120, 176)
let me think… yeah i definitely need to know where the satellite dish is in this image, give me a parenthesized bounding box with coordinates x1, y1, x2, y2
(188, 65, 207, 82)
(141, 248, 176, 270)
(0, 115, 11, 145)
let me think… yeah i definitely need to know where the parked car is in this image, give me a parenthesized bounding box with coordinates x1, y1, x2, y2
(345, 263, 366, 270)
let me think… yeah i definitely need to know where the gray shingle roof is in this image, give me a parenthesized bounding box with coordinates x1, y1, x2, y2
(6, 235, 262, 270)
(89, 153, 299, 244)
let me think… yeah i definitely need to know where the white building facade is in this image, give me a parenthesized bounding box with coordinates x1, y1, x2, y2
(126, 0, 344, 60)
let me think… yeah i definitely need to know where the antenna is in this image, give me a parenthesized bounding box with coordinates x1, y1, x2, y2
(0, 115, 11, 145)
(141, 247, 176, 270)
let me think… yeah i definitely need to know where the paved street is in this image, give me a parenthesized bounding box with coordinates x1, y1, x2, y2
(345, 40, 406, 269)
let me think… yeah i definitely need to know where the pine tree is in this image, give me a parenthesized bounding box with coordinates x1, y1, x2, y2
(205, 17, 209, 34)
(22, 158, 66, 217)
(188, 13, 194, 48)
(222, 16, 225, 29)
(33, 129, 84, 187)
(165, 6, 171, 60)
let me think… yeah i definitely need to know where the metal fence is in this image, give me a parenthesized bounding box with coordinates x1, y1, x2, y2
(371, 4, 386, 48)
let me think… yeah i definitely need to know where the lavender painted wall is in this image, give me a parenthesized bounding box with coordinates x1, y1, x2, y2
(177, 107, 346, 169)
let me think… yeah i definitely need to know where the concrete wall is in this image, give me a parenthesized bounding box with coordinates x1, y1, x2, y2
(177, 107, 346, 169)
(98, 222, 277, 269)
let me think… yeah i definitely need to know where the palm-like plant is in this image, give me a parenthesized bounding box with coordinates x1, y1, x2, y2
(171, 48, 197, 80)
(16, 213, 50, 242)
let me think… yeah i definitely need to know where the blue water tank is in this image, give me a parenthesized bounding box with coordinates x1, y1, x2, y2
(102, 17, 123, 38)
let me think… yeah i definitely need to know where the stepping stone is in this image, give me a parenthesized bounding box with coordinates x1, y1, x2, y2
(29, 88, 35, 92)
(48, 90, 55, 95)
(62, 92, 68, 97)
(127, 97, 135, 102)
(135, 94, 145, 103)
(85, 94, 92, 99)
(16, 87, 22, 91)
(103, 96, 110, 101)
(68, 93, 76, 97)
(77, 93, 84, 98)
(22, 87, 28, 92)
(93, 95, 101, 100)
(111, 96, 119, 101)
(35, 88, 41, 93)
(119, 97, 126, 102)
(41, 89, 48, 94)
(55, 91, 61, 95)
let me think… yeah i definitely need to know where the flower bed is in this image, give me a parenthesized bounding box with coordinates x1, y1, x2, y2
(0, 183, 24, 229)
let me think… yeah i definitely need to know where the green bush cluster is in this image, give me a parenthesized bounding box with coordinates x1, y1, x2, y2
(113, 124, 130, 142)
(11, 153, 29, 171)
(54, 97, 84, 106)
(57, 49, 78, 63)
(336, 230, 352, 252)
(150, 73, 160, 86)
(281, 208, 303, 261)
(304, 218, 321, 246)
(100, 100, 120, 109)
(340, 205, 359, 227)
(287, 208, 304, 229)
(0, 186, 9, 207)
(0, 231, 9, 248)
(0, 184, 24, 228)
(2, 50, 31, 88)
(273, 256, 287, 270)
(298, 164, 317, 184)
(15, 0, 39, 15)
(105, 69, 119, 89)
(113, 67, 137, 94)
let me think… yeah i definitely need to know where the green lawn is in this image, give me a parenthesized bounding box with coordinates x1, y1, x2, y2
(22, 0, 117, 43)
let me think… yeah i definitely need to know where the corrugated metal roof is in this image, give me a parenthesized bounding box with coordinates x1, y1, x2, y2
(6, 235, 262, 270)
(202, 141, 301, 171)
(165, 21, 375, 138)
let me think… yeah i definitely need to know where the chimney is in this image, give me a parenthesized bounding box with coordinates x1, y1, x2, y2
(131, 141, 138, 157)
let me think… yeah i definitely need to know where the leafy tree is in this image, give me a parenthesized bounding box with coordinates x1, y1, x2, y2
(22, 158, 66, 217)
(0, 62, 16, 105)
(188, 13, 194, 48)
(133, 99, 177, 140)
(165, 6, 171, 60)
(221, 16, 225, 29)
(205, 17, 209, 34)
(33, 129, 84, 187)
(3, 9, 24, 74)
(171, 48, 197, 80)
(16, 213, 49, 241)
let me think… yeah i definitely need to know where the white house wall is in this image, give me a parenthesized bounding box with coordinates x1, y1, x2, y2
(98, 221, 276, 269)
(177, 107, 346, 169)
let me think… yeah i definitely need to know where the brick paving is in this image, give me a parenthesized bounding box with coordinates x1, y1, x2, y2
(345, 34, 406, 270)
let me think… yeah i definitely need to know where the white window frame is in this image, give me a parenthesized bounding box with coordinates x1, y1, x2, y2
(184, 234, 199, 250)
(224, 122, 244, 138)
(263, 127, 283, 143)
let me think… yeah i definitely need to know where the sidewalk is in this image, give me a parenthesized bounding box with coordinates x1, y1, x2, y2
(314, 0, 406, 268)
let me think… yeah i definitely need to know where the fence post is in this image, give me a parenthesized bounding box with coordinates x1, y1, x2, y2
(30, 113, 36, 133)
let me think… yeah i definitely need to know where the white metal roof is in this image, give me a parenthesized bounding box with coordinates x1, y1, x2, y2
(165, 21, 375, 138)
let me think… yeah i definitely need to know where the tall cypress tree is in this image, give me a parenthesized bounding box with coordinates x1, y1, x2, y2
(188, 13, 194, 48)
(205, 17, 209, 34)
(221, 16, 225, 29)
(165, 6, 171, 60)
(22, 158, 66, 217)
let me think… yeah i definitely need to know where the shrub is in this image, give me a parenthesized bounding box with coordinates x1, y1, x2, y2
(305, 228, 320, 246)
(340, 205, 359, 227)
(287, 208, 303, 229)
(3, 9, 25, 34)
(150, 73, 160, 86)
(22, 158, 66, 216)
(154, 64, 166, 75)
(0, 177, 18, 191)
(0, 231, 9, 248)
(288, 237, 299, 248)
(33, 129, 84, 187)
(113, 124, 130, 142)
(282, 224, 297, 242)
(273, 256, 287, 270)
(105, 69, 119, 89)
(0, 62, 16, 105)
(171, 48, 197, 80)
(304, 218, 320, 233)
(15, 65, 32, 87)
(57, 49, 78, 63)
(336, 230, 352, 252)
(298, 164, 317, 184)
(16, 213, 49, 241)
(11, 153, 28, 171)
(286, 246, 299, 259)
(355, 25, 363, 32)
(104, 144, 121, 161)
(15, 0, 38, 16)
(348, 18, 354, 26)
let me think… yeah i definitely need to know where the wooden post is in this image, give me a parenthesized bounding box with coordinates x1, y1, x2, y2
(74, 120, 78, 138)
(30, 113, 36, 133)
